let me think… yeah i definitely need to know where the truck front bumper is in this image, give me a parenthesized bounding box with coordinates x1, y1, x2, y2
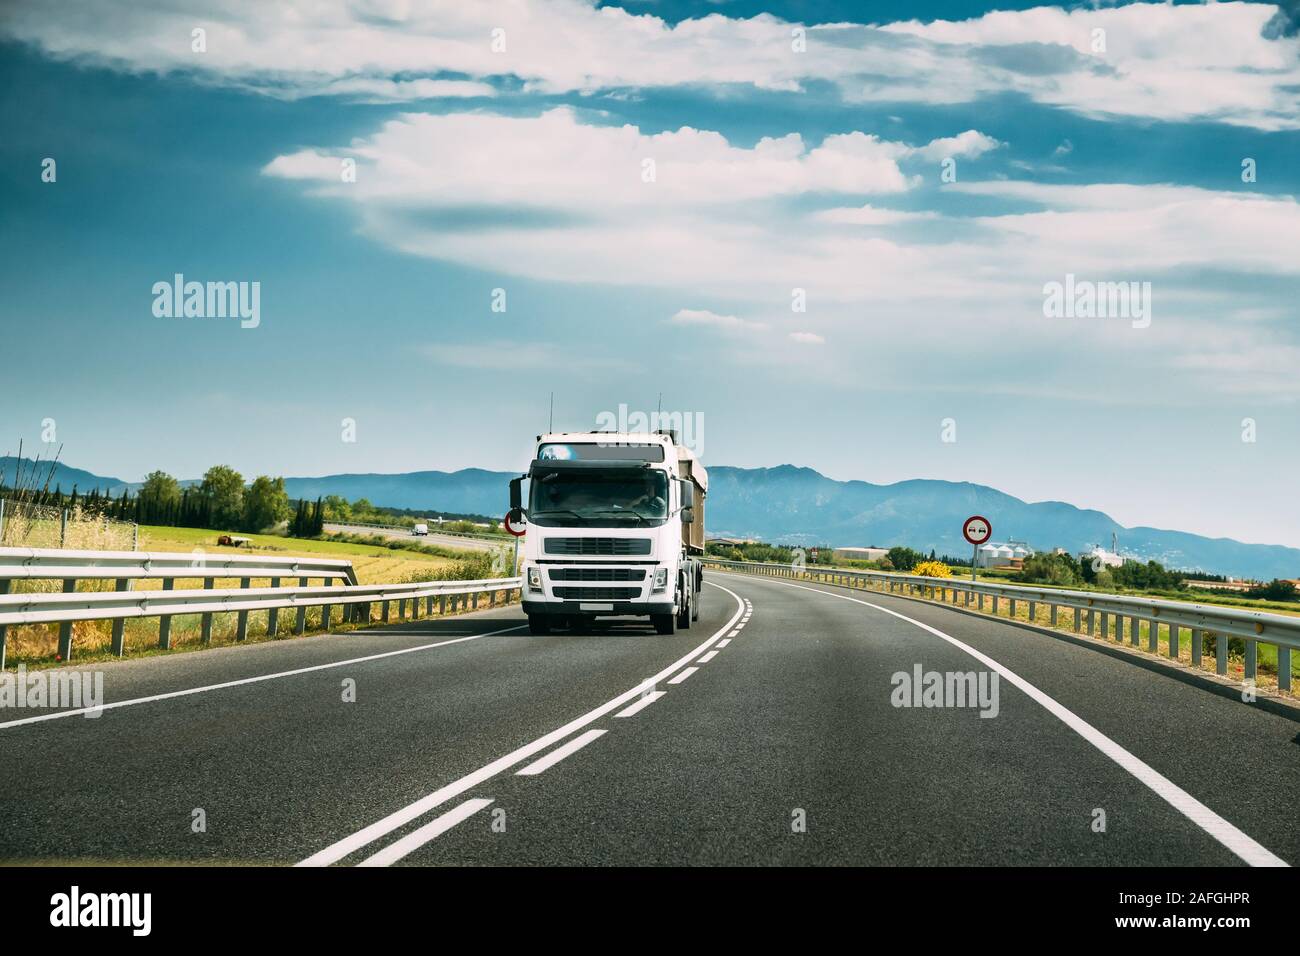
(523, 599, 674, 618)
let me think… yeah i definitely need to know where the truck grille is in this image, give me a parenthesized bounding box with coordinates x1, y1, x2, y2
(544, 538, 652, 556)
(552, 587, 641, 601)
(548, 568, 646, 582)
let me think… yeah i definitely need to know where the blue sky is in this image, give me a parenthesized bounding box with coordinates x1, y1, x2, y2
(1, 1, 1299, 547)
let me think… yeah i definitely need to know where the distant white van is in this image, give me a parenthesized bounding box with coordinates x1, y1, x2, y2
(412, 523, 429, 536)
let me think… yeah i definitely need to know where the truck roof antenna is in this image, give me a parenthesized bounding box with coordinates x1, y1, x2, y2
(548, 392, 554, 433)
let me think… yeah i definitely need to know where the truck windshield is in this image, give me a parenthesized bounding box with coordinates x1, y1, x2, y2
(529, 470, 670, 527)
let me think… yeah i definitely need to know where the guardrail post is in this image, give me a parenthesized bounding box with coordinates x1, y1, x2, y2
(426, 596, 434, 616)
(1129, 616, 1139, 646)
(1008, 598, 1016, 618)
(1215, 632, 1227, 675)
(1027, 600, 1036, 622)
(156, 577, 176, 649)
(1168, 624, 1179, 659)
(296, 577, 308, 634)
(58, 578, 77, 659)
(439, 595, 447, 616)
(201, 578, 215, 644)
(109, 578, 130, 655)
(1072, 608, 1080, 632)
(1244, 640, 1257, 682)
(1085, 609, 1093, 635)
(1049, 604, 1057, 626)
(236, 577, 251, 641)
(382, 600, 390, 623)
(1278, 646, 1291, 693)
(0, 579, 9, 669)
(268, 578, 280, 636)
(1147, 619, 1158, 653)
(472, 592, 479, 610)
(1191, 628, 1202, 666)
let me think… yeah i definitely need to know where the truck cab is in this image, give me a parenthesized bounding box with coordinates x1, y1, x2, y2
(509, 430, 706, 635)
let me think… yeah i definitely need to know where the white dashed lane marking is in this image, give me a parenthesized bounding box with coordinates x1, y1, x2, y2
(615, 691, 666, 718)
(516, 729, 608, 776)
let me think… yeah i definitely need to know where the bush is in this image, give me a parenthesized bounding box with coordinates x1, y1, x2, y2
(1017, 552, 1082, 587)
(1248, 579, 1297, 602)
(911, 560, 952, 579)
(886, 547, 923, 572)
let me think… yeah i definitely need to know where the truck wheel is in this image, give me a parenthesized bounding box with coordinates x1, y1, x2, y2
(651, 613, 676, 635)
(527, 614, 551, 636)
(691, 588, 701, 621)
(676, 588, 692, 630)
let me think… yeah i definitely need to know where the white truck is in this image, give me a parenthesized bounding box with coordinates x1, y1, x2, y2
(412, 523, 429, 536)
(509, 429, 706, 635)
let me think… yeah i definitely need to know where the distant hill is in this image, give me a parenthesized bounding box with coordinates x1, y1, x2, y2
(280, 470, 511, 519)
(4, 457, 1297, 578)
(703, 465, 1300, 579)
(0, 457, 133, 496)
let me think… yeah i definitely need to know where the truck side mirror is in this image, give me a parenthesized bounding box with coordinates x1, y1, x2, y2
(509, 477, 523, 522)
(681, 506, 694, 524)
(680, 480, 695, 508)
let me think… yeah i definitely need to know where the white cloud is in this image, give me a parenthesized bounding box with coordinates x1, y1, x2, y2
(262, 108, 1300, 401)
(5, 1, 1300, 127)
(909, 130, 1002, 163)
(813, 204, 937, 225)
(669, 308, 762, 332)
(789, 332, 825, 345)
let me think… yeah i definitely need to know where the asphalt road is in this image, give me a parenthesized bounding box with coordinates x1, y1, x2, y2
(0, 569, 1295, 866)
(323, 522, 512, 554)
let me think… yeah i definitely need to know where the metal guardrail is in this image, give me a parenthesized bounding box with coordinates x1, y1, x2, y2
(0, 546, 359, 583)
(0, 547, 521, 667)
(705, 559, 1296, 692)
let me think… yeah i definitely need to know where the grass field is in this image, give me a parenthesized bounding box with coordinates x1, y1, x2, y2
(3, 526, 509, 668)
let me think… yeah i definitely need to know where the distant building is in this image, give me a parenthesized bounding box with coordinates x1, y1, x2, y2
(976, 541, 1035, 569)
(1078, 546, 1124, 569)
(708, 537, 756, 547)
(833, 546, 889, 562)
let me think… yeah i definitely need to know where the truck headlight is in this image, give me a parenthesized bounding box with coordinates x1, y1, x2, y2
(527, 567, 542, 591)
(653, 568, 668, 591)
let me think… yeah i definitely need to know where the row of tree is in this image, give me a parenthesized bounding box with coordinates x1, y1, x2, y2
(15, 467, 328, 535)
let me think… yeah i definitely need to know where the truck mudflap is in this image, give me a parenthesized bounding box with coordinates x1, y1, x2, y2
(523, 599, 675, 618)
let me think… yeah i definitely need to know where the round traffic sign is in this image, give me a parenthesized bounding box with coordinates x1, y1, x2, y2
(503, 512, 526, 537)
(962, 515, 992, 545)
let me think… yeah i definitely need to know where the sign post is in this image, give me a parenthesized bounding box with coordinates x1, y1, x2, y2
(962, 515, 991, 582)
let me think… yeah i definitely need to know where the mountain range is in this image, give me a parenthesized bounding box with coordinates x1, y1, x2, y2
(3, 457, 1296, 579)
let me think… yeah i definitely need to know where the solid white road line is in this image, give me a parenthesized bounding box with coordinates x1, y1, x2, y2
(615, 691, 666, 717)
(356, 798, 494, 867)
(667, 667, 698, 684)
(0, 624, 528, 731)
(297, 581, 747, 866)
(720, 572, 1289, 868)
(516, 729, 607, 776)
(697, 651, 719, 663)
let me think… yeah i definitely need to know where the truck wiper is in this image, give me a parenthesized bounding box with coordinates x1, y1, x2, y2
(589, 509, 652, 525)
(530, 509, 587, 521)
